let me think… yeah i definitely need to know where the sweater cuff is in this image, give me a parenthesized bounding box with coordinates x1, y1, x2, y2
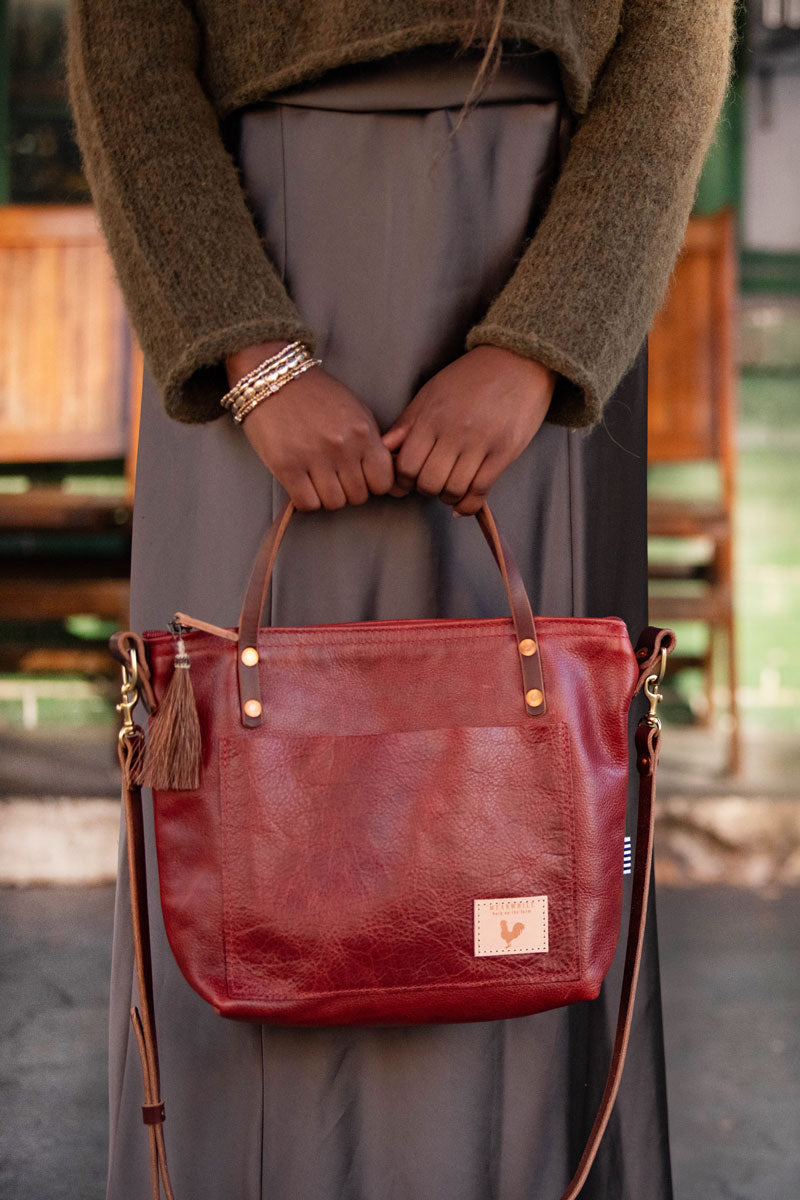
(160, 316, 318, 424)
(464, 321, 603, 430)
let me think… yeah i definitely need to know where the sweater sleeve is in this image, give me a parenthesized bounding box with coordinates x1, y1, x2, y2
(65, 0, 315, 424)
(465, 0, 735, 429)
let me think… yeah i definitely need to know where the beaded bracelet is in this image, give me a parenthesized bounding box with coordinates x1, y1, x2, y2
(229, 356, 320, 424)
(220, 340, 313, 415)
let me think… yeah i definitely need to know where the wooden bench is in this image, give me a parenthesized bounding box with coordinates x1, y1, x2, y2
(0, 204, 142, 672)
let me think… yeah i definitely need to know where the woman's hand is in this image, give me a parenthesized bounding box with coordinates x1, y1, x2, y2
(226, 340, 395, 511)
(381, 345, 556, 515)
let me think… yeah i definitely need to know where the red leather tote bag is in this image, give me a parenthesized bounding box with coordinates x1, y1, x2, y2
(111, 498, 674, 1200)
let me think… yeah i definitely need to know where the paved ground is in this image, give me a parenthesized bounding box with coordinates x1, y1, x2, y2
(0, 887, 111, 1200)
(1, 884, 798, 1200)
(0, 728, 120, 798)
(658, 888, 800, 1200)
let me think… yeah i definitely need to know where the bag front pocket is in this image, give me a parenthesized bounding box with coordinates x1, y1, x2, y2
(219, 722, 579, 1009)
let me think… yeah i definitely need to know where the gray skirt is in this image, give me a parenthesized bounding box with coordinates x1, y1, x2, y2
(109, 47, 672, 1200)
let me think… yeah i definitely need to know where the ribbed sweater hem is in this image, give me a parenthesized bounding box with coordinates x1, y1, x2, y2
(164, 317, 317, 424)
(215, 22, 588, 119)
(465, 323, 603, 429)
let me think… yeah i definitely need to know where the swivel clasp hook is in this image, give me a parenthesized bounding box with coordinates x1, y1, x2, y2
(116, 645, 140, 742)
(641, 646, 667, 731)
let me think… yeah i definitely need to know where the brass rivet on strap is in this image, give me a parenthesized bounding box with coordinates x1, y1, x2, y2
(519, 638, 537, 656)
(525, 688, 543, 707)
(243, 699, 262, 718)
(241, 646, 259, 667)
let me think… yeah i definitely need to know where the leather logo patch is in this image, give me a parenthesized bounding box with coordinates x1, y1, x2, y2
(474, 896, 549, 957)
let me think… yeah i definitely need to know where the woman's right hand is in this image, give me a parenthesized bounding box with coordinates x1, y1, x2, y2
(226, 341, 395, 511)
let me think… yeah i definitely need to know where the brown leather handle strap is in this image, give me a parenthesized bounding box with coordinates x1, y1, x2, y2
(236, 498, 546, 728)
(477, 503, 545, 712)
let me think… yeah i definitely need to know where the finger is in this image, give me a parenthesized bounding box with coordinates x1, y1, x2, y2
(382, 388, 426, 451)
(440, 449, 487, 505)
(385, 452, 412, 497)
(394, 425, 436, 493)
(336, 464, 370, 507)
(386, 451, 409, 496)
(362, 444, 396, 496)
(308, 467, 347, 511)
(453, 455, 502, 516)
(453, 494, 486, 517)
(415, 439, 459, 498)
(381, 425, 408, 452)
(284, 471, 322, 512)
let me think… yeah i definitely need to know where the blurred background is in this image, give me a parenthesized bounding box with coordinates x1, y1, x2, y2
(0, 2, 798, 1198)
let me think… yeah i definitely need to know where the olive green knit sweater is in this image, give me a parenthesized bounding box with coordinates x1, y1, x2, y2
(65, 1, 734, 429)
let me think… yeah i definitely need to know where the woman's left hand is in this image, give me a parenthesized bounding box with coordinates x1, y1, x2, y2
(381, 345, 556, 515)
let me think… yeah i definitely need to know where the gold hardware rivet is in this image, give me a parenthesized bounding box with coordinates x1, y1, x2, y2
(525, 689, 543, 708)
(243, 699, 262, 718)
(519, 638, 537, 656)
(241, 647, 259, 667)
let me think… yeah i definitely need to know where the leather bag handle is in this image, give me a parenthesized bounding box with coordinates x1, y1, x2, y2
(236, 498, 546, 727)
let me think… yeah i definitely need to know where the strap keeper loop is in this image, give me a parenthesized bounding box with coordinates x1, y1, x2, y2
(142, 1101, 166, 1126)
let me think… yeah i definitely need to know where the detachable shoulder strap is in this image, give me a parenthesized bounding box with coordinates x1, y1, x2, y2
(118, 730, 175, 1200)
(112, 626, 674, 1200)
(559, 708, 663, 1197)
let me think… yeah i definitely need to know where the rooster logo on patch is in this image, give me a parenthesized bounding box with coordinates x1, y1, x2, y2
(500, 919, 525, 947)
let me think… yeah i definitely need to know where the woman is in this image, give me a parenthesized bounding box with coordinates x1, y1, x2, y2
(67, 3, 732, 1198)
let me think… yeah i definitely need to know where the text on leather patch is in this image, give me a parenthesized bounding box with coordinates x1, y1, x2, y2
(474, 896, 549, 957)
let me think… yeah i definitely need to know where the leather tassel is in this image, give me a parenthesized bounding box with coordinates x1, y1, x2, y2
(140, 629, 201, 790)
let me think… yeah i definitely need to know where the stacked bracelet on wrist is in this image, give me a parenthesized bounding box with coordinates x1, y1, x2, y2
(220, 340, 321, 424)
